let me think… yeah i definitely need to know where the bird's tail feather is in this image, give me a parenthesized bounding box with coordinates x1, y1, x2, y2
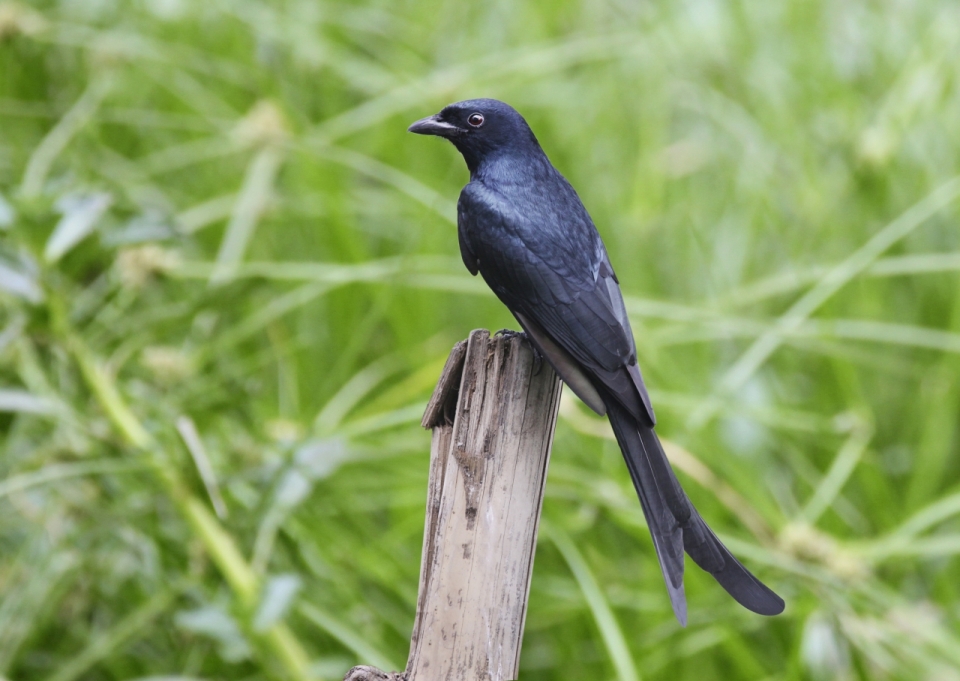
(604, 397, 785, 623)
(616, 431, 688, 624)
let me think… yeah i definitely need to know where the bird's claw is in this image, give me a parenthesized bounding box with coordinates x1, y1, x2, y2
(495, 329, 543, 375)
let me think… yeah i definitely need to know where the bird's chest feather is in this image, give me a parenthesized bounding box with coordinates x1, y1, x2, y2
(457, 179, 601, 302)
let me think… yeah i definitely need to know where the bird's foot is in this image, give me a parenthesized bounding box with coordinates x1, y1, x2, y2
(495, 328, 525, 340)
(495, 329, 543, 375)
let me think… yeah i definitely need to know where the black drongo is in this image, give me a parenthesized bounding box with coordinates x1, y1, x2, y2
(408, 98, 784, 624)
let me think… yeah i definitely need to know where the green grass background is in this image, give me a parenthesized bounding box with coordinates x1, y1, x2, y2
(1, 1, 959, 679)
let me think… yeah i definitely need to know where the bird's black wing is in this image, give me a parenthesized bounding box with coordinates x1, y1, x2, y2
(457, 180, 655, 423)
(458, 179, 784, 623)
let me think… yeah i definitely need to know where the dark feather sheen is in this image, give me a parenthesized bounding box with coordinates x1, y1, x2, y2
(412, 98, 784, 623)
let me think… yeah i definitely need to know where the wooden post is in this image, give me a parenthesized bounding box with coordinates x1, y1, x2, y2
(345, 329, 562, 681)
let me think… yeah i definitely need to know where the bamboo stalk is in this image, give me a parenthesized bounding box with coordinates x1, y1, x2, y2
(347, 329, 561, 681)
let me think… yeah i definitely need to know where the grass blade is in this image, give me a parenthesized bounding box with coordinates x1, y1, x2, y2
(544, 524, 641, 681)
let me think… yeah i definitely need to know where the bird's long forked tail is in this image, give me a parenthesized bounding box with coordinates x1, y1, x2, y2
(603, 398, 785, 625)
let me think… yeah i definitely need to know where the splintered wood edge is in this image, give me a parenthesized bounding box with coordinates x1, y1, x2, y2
(420, 337, 469, 429)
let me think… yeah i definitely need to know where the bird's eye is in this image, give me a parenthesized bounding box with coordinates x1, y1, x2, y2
(467, 113, 484, 127)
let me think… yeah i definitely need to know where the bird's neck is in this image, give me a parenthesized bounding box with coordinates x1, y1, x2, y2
(468, 148, 555, 184)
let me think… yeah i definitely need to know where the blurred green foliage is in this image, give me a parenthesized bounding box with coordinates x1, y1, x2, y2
(1, 0, 959, 679)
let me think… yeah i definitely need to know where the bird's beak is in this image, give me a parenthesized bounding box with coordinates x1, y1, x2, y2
(408, 114, 461, 137)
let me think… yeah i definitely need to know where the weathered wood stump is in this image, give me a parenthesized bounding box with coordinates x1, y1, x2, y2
(345, 329, 561, 681)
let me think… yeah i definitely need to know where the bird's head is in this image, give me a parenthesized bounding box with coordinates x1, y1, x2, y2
(408, 98, 542, 173)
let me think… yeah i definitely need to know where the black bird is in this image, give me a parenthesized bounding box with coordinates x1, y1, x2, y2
(408, 98, 784, 625)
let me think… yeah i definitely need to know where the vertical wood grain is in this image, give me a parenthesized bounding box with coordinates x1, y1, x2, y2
(405, 329, 562, 681)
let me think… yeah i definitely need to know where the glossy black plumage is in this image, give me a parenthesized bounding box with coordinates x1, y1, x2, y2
(409, 98, 784, 624)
